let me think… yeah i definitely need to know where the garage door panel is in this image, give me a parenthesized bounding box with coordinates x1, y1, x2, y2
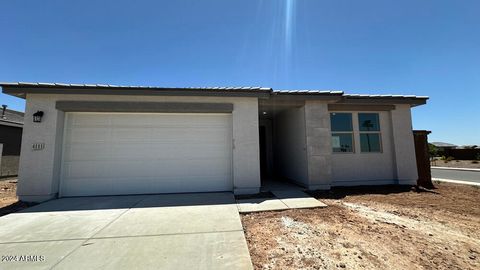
(69, 114, 111, 126)
(61, 113, 233, 197)
(64, 147, 230, 163)
(62, 162, 106, 179)
(106, 145, 229, 160)
(107, 128, 229, 143)
(63, 178, 113, 196)
(65, 128, 110, 143)
(63, 143, 111, 161)
(63, 175, 232, 196)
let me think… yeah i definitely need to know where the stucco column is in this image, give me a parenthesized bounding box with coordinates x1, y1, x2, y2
(17, 94, 64, 202)
(391, 104, 418, 185)
(304, 101, 332, 189)
(232, 98, 261, 194)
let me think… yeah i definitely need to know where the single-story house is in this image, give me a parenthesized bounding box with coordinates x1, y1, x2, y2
(0, 82, 428, 202)
(0, 105, 24, 177)
(431, 142, 458, 152)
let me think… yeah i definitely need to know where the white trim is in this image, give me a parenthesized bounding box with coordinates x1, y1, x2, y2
(433, 178, 480, 186)
(58, 112, 70, 198)
(431, 166, 480, 172)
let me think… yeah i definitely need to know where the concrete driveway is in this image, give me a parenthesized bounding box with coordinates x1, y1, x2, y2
(0, 193, 253, 270)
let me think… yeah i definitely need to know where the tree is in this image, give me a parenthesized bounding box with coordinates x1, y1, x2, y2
(428, 143, 438, 158)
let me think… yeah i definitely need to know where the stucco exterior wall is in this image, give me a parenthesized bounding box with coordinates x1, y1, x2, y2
(391, 104, 418, 185)
(273, 107, 308, 186)
(331, 111, 396, 186)
(17, 95, 65, 202)
(17, 94, 260, 202)
(304, 101, 333, 189)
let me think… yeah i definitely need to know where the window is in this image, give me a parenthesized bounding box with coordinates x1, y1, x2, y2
(330, 113, 354, 152)
(358, 113, 382, 152)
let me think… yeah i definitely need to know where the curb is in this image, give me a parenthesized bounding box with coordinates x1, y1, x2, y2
(432, 178, 480, 187)
(431, 166, 480, 172)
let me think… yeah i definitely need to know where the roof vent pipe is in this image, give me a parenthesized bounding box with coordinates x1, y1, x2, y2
(1, 105, 6, 119)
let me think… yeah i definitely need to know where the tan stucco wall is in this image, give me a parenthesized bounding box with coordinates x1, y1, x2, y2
(331, 111, 396, 186)
(299, 102, 418, 189)
(18, 94, 261, 202)
(390, 104, 419, 185)
(304, 101, 333, 189)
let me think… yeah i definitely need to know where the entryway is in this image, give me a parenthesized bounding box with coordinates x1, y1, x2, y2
(258, 98, 308, 190)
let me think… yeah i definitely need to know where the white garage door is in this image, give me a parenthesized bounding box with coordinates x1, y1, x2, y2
(60, 112, 233, 197)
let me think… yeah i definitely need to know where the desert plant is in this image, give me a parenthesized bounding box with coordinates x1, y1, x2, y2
(443, 156, 454, 163)
(472, 160, 479, 164)
(428, 143, 439, 157)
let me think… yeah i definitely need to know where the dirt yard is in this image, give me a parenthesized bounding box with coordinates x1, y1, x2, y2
(242, 182, 480, 270)
(0, 178, 31, 216)
(431, 159, 480, 169)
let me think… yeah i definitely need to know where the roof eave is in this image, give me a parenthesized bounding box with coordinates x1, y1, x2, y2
(1, 85, 272, 99)
(0, 83, 429, 106)
(338, 96, 428, 107)
(0, 120, 23, 128)
(271, 90, 344, 101)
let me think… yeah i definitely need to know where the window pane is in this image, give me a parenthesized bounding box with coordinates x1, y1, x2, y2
(358, 113, 380, 131)
(360, 133, 381, 152)
(332, 133, 354, 152)
(330, 113, 352, 131)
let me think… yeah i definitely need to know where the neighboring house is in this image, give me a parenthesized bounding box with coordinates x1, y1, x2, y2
(443, 145, 480, 160)
(1, 82, 428, 202)
(431, 142, 458, 152)
(0, 106, 24, 177)
(457, 145, 478, 149)
(431, 142, 458, 156)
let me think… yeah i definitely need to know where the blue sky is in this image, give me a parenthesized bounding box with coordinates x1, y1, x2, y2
(0, 0, 478, 145)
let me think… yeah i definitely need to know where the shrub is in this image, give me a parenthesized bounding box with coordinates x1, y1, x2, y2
(428, 143, 439, 157)
(472, 161, 479, 164)
(442, 156, 454, 163)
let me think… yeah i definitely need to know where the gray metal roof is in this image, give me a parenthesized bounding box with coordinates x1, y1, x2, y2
(272, 89, 344, 95)
(0, 82, 429, 101)
(0, 82, 271, 92)
(343, 93, 429, 99)
(0, 108, 24, 126)
(431, 142, 457, 148)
